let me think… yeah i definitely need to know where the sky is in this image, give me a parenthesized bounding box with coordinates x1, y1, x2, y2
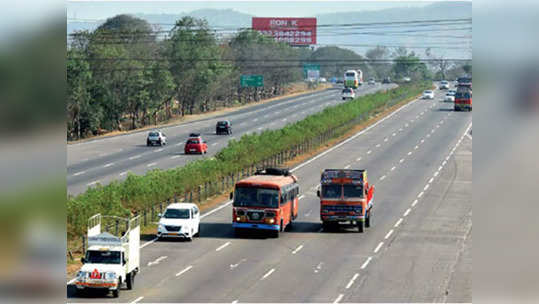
(67, 1, 433, 20)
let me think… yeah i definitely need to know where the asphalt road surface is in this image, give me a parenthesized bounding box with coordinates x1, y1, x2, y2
(68, 83, 395, 195)
(67, 84, 472, 303)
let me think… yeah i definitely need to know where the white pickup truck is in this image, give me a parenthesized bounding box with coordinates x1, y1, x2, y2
(75, 214, 140, 298)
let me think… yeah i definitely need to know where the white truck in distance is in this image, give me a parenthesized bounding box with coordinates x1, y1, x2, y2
(75, 214, 140, 298)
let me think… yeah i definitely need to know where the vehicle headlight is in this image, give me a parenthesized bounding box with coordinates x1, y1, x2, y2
(236, 216, 241, 222)
(77, 271, 89, 279)
(265, 218, 275, 224)
(104, 272, 117, 281)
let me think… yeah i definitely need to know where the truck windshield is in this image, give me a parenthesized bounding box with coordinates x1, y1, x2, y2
(164, 208, 190, 219)
(322, 185, 341, 199)
(233, 187, 279, 208)
(343, 184, 364, 198)
(86, 250, 121, 264)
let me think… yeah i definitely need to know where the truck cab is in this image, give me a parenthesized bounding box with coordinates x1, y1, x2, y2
(317, 169, 374, 232)
(75, 214, 140, 298)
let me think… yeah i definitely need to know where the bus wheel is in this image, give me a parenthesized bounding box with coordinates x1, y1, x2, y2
(357, 220, 365, 233)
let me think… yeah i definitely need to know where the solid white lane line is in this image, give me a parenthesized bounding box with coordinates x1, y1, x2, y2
(424, 184, 430, 191)
(394, 218, 403, 227)
(201, 200, 233, 219)
(379, 175, 386, 181)
(87, 180, 99, 186)
(104, 162, 114, 167)
(131, 296, 144, 303)
(403, 208, 411, 217)
(175, 265, 193, 277)
(391, 166, 396, 171)
(411, 199, 418, 207)
(384, 229, 394, 240)
(418, 191, 424, 198)
(346, 273, 359, 289)
(367, 150, 372, 154)
(73, 171, 86, 176)
(261, 268, 275, 280)
(333, 294, 344, 304)
(140, 237, 158, 249)
(292, 244, 304, 255)
(147, 162, 157, 167)
(360, 257, 373, 269)
(344, 164, 351, 169)
(399, 158, 404, 163)
(374, 242, 384, 253)
(216, 242, 231, 252)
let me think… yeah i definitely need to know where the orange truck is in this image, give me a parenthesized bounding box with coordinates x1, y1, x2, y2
(317, 169, 374, 232)
(231, 168, 299, 238)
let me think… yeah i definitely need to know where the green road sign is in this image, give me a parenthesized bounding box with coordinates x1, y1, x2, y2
(303, 63, 320, 78)
(240, 74, 264, 87)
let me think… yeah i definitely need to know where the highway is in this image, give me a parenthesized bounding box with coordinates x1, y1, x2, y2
(67, 84, 472, 303)
(67, 83, 395, 195)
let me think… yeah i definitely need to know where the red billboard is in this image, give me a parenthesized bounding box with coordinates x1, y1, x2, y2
(252, 17, 317, 45)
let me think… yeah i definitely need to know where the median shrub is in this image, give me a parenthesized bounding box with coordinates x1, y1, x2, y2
(67, 82, 429, 239)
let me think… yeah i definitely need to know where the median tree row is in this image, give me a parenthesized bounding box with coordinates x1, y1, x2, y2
(67, 81, 430, 241)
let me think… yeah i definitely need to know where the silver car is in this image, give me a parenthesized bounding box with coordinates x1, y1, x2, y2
(147, 131, 167, 146)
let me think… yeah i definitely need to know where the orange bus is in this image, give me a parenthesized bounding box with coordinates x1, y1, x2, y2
(230, 168, 299, 237)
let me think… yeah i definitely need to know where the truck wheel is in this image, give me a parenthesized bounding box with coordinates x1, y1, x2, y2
(365, 210, 372, 228)
(112, 285, 120, 298)
(322, 221, 331, 231)
(357, 220, 365, 233)
(126, 273, 134, 290)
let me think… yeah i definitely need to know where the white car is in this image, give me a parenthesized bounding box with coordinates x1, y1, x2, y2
(368, 78, 376, 85)
(342, 88, 356, 100)
(319, 77, 327, 83)
(147, 130, 167, 146)
(423, 90, 435, 99)
(403, 77, 411, 82)
(157, 203, 200, 241)
(444, 92, 455, 102)
(440, 80, 450, 90)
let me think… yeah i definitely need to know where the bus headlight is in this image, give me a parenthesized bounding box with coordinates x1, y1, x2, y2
(265, 218, 275, 224)
(236, 217, 241, 222)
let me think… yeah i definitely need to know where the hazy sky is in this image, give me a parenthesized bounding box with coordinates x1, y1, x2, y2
(67, 1, 433, 20)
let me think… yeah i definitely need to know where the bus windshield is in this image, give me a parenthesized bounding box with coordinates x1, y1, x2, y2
(343, 184, 364, 198)
(234, 187, 279, 208)
(322, 184, 341, 199)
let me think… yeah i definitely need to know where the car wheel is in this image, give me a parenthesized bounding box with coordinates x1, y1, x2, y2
(158, 140, 162, 146)
(146, 141, 150, 146)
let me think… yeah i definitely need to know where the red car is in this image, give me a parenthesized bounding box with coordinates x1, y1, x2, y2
(184, 133, 208, 154)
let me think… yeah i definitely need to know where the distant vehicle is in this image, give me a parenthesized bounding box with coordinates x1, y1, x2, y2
(440, 80, 450, 89)
(368, 78, 376, 85)
(382, 77, 391, 84)
(319, 77, 327, 83)
(336, 78, 344, 84)
(216, 120, 232, 135)
(403, 77, 411, 82)
(341, 88, 356, 100)
(344, 69, 363, 89)
(445, 91, 456, 102)
(157, 203, 200, 241)
(231, 167, 299, 238)
(184, 134, 208, 154)
(330, 77, 337, 83)
(147, 131, 167, 146)
(455, 86, 472, 111)
(75, 214, 140, 298)
(317, 169, 375, 232)
(423, 90, 435, 99)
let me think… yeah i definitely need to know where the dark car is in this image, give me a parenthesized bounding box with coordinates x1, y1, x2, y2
(216, 120, 232, 135)
(382, 77, 391, 84)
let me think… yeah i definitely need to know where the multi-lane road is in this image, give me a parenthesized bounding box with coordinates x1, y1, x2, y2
(68, 83, 395, 195)
(67, 84, 472, 303)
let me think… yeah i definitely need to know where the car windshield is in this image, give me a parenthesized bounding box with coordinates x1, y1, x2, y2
(342, 89, 352, 93)
(343, 184, 364, 198)
(233, 187, 279, 208)
(425, 91, 432, 94)
(85, 250, 121, 264)
(322, 184, 341, 199)
(187, 139, 200, 144)
(163, 208, 190, 219)
(149, 132, 159, 137)
(217, 121, 227, 126)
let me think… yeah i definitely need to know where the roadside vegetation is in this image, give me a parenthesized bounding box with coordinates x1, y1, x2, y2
(67, 81, 430, 241)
